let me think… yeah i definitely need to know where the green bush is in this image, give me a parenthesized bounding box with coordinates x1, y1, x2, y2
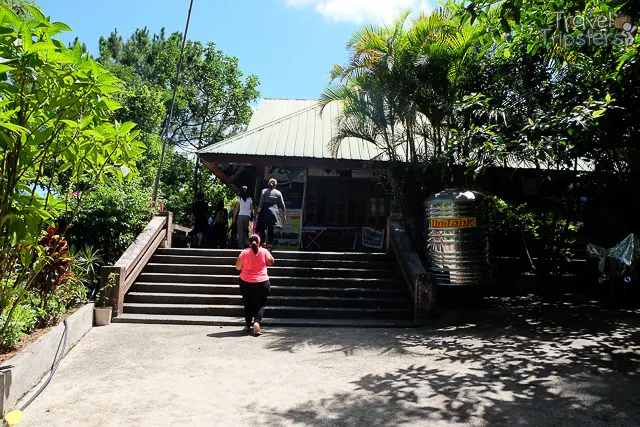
(69, 183, 155, 265)
(31, 278, 87, 328)
(0, 303, 37, 351)
(160, 150, 235, 226)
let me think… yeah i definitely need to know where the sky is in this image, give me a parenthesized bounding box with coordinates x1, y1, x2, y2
(37, 0, 433, 101)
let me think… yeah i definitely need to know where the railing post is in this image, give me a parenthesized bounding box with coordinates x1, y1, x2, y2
(101, 265, 125, 318)
(159, 211, 173, 248)
(385, 216, 391, 254)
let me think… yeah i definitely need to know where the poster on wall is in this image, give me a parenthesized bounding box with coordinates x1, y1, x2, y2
(273, 209, 302, 250)
(362, 227, 385, 249)
(264, 166, 306, 184)
(259, 167, 307, 250)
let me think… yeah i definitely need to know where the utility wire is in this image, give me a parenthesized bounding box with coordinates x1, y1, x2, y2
(152, 0, 195, 202)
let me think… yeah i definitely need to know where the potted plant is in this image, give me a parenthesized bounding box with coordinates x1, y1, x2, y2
(94, 273, 116, 326)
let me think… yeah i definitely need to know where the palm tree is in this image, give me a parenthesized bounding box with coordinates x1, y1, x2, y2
(321, 8, 487, 163)
(320, 8, 487, 243)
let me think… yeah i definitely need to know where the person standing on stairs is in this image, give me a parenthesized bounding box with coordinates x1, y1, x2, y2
(211, 200, 229, 248)
(233, 186, 254, 249)
(257, 178, 286, 251)
(235, 234, 274, 335)
(190, 192, 209, 248)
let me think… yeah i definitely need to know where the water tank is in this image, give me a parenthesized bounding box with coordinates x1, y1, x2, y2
(424, 189, 490, 286)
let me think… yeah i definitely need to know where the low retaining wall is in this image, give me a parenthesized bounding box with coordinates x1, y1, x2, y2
(0, 303, 94, 415)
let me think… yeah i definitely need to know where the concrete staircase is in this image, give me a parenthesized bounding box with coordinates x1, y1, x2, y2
(113, 248, 413, 327)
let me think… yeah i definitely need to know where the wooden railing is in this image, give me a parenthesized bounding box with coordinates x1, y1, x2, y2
(387, 219, 437, 323)
(100, 212, 173, 317)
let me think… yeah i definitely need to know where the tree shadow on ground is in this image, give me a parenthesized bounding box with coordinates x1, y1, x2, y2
(261, 295, 640, 426)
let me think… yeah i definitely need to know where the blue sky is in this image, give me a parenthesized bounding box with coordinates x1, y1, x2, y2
(37, 0, 432, 100)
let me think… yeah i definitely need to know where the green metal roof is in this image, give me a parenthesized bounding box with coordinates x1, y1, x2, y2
(198, 98, 387, 161)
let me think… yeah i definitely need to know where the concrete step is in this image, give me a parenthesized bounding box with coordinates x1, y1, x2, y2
(136, 273, 402, 288)
(150, 255, 395, 270)
(123, 303, 411, 319)
(155, 248, 390, 261)
(130, 282, 406, 298)
(143, 263, 396, 279)
(125, 292, 409, 309)
(113, 313, 415, 328)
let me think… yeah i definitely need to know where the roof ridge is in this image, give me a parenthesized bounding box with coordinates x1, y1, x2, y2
(201, 102, 322, 152)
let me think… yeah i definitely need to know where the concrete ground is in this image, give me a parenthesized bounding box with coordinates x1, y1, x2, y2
(18, 298, 640, 427)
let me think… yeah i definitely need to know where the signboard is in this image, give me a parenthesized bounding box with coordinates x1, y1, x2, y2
(308, 168, 341, 177)
(390, 199, 402, 220)
(430, 217, 477, 229)
(351, 169, 374, 178)
(273, 209, 302, 250)
(362, 227, 384, 249)
(264, 166, 305, 183)
(259, 166, 307, 250)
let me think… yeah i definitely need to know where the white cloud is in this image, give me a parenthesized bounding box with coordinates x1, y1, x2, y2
(285, 0, 433, 25)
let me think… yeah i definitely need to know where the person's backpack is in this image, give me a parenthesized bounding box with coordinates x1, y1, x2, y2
(214, 209, 227, 226)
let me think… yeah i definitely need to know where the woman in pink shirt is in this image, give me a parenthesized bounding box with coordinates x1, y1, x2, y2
(235, 234, 275, 334)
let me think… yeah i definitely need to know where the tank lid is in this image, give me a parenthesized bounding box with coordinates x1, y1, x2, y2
(424, 188, 487, 204)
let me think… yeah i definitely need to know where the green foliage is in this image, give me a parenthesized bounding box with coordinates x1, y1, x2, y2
(489, 195, 540, 239)
(69, 182, 155, 265)
(31, 277, 87, 328)
(0, 3, 145, 347)
(96, 26, 259, 226)
(0, 302, 36, 350)
(70, 245, 103, 291)
(95, 273, 117, 308)
(159, 150, 235, 225)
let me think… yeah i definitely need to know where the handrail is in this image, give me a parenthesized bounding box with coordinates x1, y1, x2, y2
(388, 218, 437, 324)
(100, 212, 173, 317)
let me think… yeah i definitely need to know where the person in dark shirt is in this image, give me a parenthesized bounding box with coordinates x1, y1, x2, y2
(191, 192, 209, 247)
(257, 178, 286, 251)
(212, 200, 229, 248)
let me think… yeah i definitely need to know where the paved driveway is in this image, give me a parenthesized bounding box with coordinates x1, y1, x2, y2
(19, 299, 640, 426)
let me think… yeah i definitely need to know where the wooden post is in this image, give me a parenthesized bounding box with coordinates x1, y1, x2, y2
(385, 216, 391, 254)
(101, 266, 125, 318)
(159, 211, 173, 248)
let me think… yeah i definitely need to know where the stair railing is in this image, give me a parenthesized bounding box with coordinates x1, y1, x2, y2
(387, 218, 437, 324)
(100, 212, 173, 318)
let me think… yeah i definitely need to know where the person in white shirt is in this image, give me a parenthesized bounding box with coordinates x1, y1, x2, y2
(233, 186, 254, 249)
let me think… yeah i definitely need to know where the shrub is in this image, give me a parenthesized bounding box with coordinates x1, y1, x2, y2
(0, 303, 37, 351)
(68, 183, 155, 265)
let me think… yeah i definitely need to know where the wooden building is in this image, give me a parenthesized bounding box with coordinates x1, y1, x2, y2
(197, 99, 392, 251)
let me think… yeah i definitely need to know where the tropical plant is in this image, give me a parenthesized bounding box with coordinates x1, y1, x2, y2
(0, 4, 144, 345)
(95, 272, 117, 308)
(321, 9, 486, 241)
(70, 245, 102, 295)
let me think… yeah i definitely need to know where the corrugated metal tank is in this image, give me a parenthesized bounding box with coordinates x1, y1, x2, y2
(424, 189, 490, 286)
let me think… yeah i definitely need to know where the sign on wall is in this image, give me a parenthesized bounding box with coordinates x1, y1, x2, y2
(273, 209, 303, 250)
(264, 166, 306, 183)
(362, 227, 384, 249)
(259, 166, 307, 250)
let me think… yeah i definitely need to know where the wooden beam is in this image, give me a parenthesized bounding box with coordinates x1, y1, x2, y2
(198, 153, 379, 171)
(202, 161, 240, 193)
